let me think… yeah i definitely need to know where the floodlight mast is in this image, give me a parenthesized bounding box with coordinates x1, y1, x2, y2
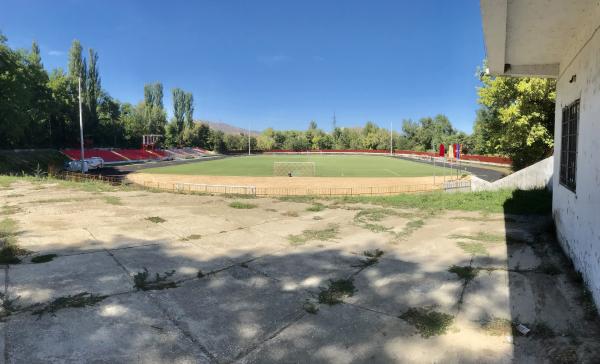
(78, 76, 85, 173)
(389, 121, 393, 156)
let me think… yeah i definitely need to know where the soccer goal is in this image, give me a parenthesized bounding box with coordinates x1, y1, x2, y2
(273, 161, 316, 176)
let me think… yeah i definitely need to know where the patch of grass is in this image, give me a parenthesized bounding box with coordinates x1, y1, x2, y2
(32, 197, 88, 204)
(1, 205, 22, 215)
(532, 321, 556, 338)
(30, 254, 58, 264)
(481, 317, 513, 336)
(133, 268, 178, 291)
(354, 208, 409, 234)
(448, 265, 478, 282)
(6, 194, 24, 198)
(457, 241, 488, 256)
(222, 193, 256, 199)
(353, 249, 385, 268)
(103, 196, 122, 205)
(306, 203, 326, 212)
(312, 216, 323, 220)
(449, 231, 505, 243)
(229, 201, 257, 209)
(276, 195, 318, 203)
(336, 188, 552, 215)
(282, 211, 299, 217)
(265, 208, 278, 212)
(318, 278, 356, 305)
(145, 216, 166, 224)
(31, 292, 107, 318)
(180, 234, 202, 241)
(0, 217, 29, 264)
(394, 219, 425, 239)
(0, 292, 21, 318)
(287, 224, 339, 245)
(399, 307, 454, 338)
(303, 299, 319, 314)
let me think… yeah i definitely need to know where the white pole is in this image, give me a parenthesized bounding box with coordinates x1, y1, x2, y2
(389, 121, 393, 156)
(78, 76, 85, 172)
(248, 121, 251, 155)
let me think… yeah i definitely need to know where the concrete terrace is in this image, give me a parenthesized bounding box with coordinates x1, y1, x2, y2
(0, 179, 599, 363)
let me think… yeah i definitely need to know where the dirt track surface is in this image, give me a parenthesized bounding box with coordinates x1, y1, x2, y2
(127, 172, 462, 195)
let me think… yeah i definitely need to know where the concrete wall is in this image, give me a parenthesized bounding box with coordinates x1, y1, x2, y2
(553, 10, 600, 310)
(470, 156, 553, 192)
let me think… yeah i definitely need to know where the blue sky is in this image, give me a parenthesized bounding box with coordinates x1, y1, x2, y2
(1, 0, 485, 133)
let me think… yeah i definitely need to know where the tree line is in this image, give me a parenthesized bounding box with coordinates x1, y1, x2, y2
(1, 34, 555, 169)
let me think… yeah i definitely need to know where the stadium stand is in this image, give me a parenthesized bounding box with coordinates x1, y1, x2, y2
(62, 149, 127, 163)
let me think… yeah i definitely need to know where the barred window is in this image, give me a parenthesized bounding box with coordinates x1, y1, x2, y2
(559, 99, 579, 192)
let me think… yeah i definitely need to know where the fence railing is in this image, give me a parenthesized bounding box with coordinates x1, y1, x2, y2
(137, 180, 470, 196)
(58, 171, 124, 185)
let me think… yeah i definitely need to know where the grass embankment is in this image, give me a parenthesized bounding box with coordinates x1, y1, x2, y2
(0, 150, 68, 175)
(334, 188, 551, 215)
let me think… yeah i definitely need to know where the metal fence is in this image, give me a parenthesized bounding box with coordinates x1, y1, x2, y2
(137, 180, 471, 196)
(59, 171, 124, 185)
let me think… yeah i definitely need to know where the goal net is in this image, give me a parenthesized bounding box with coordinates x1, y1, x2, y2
(273, 162, 316, 177)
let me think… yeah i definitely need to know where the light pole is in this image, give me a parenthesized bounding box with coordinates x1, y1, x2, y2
(389, 121, 393, 156)
(78, 76, 85, 172)
(248, 121, 251, 155)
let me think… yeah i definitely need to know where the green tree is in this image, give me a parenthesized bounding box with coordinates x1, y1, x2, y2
(86, 48, 100, 136)
(184, 92, 194, 128)
(476, 68, 556, 169)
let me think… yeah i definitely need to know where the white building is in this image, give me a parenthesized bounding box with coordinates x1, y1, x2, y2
(481, 0, 600, 308)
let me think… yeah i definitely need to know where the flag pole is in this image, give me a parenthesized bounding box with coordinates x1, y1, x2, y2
(78, 75, 85, 173)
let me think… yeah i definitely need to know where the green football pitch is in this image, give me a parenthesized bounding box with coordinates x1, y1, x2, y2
(143, 155, 453, 177)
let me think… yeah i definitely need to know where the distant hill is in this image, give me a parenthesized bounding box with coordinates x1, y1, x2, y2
(198, 120, 260, 136)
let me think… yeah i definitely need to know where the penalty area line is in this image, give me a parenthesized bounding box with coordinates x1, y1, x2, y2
(384, 169, 401, 176)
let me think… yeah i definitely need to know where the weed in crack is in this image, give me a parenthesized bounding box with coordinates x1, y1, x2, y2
(145, 216, 166, 224)
(287, 224, 339, 246)
(312, 216, 323, 220)
(353, 249, 385, 268)
(30, 254, 58, 263)
(303, 299, 319, 314)
(103, 196, 122, 205)
(532, 321, 556, 338)
(0, 217, 30, 264)
(448, 265, 478, 282)
(394, 219, 425, 239)
(481, 317, 514, 336)
(306, 203, 326, 212)
(229, 201, 257, 209)
(31, 292, 107, 318)
(133, 268, 178, 291)
(449, 232, 504, 242)
(180, 234, 202, 241)
(0, 292, 21, 318)
(399, 307, 454, 338)
(456, 241, 488, 256)
(318, 278, 356, 305)
(197, 270, 205, 278)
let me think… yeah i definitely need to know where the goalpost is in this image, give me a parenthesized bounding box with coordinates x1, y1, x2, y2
(273, 162, 316, 177)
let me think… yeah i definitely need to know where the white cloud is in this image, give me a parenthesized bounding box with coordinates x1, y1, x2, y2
(48, 50, 65, 56)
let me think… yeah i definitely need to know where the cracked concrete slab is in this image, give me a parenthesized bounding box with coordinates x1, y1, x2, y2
(248, 246, 359, 291)
(111, 242, 235, 281)
(149, 266, 305, 362)
(346, 256, 463, 316)
(7, 252, 132, 306)
(5, 292, 209, 363)
(240, 303, 512, 364)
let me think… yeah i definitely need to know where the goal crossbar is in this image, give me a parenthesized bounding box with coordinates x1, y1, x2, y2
(273, 161, 316, 177)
